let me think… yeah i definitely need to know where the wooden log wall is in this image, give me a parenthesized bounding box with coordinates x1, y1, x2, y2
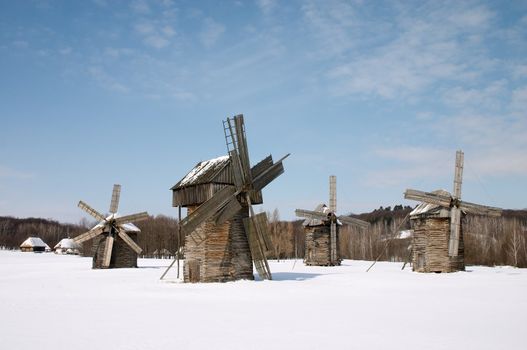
(92, 232, 138, 269)
(304, 224, 341, 266)
(411, 217, 464, 273)
(183, 205, 254, 283)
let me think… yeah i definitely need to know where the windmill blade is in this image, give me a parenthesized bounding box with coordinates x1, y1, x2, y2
(101, 235, 114, 268)
(114, 212, 149, 225)
(252, 153, 290, 192)
(295, 208, 328, 221)
(330, 221, 337, 263)
(452, 150, 464, 199)
(338, 215, 370, 229)
(229, 150, 245, 191)
(251, 155, 273, 179)
(243, 213, 272, 280)
(404, 189, 452, 207)
(109, 184, 121, 214)
(78, 201, 106, 222)
(448, 207, 461, 256)
(329, 175, 337, 213)
(117, 228, 143, 254)
(458, 200, 502, 217)
(214, 196, 243, 226)
(233, 115, 252, 184)
(73, 226, 105, 244)
(180, 185, 237, 238)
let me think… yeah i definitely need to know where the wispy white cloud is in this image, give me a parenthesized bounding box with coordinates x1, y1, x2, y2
(87, 66, 129, 93)
(199, 18, 225, 48)
(130, 0, 150, 14)
(257, 0, 276, 14)
(304, 1, 496, 101)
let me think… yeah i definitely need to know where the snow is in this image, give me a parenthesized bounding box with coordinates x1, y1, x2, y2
(0, 251, 525, 350)
(410, 189, 451, 215)
(54, 238, 80, 250)
(397, 229, 412, 239)
(93, 213, 141, 232)
(177, 155, 230, 187)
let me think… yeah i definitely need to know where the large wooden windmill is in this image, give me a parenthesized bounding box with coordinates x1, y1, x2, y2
(404, 150, 502, 272)
(169, 114, 289, 282)
(295, 176, 370, 266)
(73, 184, 149, 269)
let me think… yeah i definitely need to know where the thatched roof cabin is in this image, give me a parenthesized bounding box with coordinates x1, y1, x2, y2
(20, 237, 50, 253)
(54, 238, 81, 255)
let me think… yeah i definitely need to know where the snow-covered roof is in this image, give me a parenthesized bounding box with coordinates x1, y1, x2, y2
(92, 213, 141, 232)
(20, 237, 48, 248)
(410, 189, 451, 216)
(171, 155, 230, 189)
(54, 238, 81, 250)
(303, 204, 337, 227)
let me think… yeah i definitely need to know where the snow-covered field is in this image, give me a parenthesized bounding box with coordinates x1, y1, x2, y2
(0, 251, 525, 350)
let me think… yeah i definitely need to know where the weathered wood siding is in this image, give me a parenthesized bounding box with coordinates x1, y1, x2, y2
(304, 224, 340, 266)
(92, 232, 138, 269)
(411, 217, 464, 273)
(173, 183, 263, 207)
(183, 205, 254, 282)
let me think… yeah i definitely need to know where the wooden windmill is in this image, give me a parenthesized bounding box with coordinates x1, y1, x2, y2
(73, 184, 149, 269)
(404, 150, 502, 272)
(295, 175, 370, 266)
(168, 114, 289, 282)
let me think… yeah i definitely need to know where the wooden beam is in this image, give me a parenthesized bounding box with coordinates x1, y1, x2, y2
(117, 229, 143, 254)
(180, 185, 237, 237)
(109, 184, 121, 214)
(115, 212, 149, 225)
(338, 215, 370, 229)
(215, 197, 243, 226)
(78, 200, 106, 222)
(73, 226, 104, 244)
(404, 189, 451, 207)
(102, 235, 114, 268)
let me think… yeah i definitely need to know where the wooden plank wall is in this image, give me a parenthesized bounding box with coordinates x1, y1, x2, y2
(304, 224, 341, 266)
(183, 205, 254, 282)
(411, 217, 465, 273)
(92, 232, 138, 269)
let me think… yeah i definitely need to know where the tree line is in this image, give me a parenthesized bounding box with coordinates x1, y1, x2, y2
(1, 206, 526, 267)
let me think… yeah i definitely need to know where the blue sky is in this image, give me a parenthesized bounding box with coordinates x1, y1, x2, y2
(1, 0, 526, 223)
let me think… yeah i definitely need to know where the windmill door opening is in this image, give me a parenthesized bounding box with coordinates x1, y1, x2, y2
(417, 253, 425, 270)
(188, 260, 200, 283)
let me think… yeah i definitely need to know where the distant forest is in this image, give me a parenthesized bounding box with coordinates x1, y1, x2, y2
(1, 205, 526, 267)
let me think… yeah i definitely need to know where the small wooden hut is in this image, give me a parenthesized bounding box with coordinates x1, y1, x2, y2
(54, 238, 81, 255)
(20, 237, 49, 253)
(171, 155, 255, 283)
(302, 205, 341, 266)
(409, 190, 465, 273)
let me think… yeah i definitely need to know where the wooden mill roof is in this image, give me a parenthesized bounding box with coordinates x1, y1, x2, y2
(171, 155, 231, 190)
(410, 189, 454, 217)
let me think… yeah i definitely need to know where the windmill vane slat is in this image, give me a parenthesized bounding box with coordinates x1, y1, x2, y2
(166, 114, 289, 283)
(295, 175, 370, 266)
(74, 184, 149, 269)
(404, 150, 502, 273)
